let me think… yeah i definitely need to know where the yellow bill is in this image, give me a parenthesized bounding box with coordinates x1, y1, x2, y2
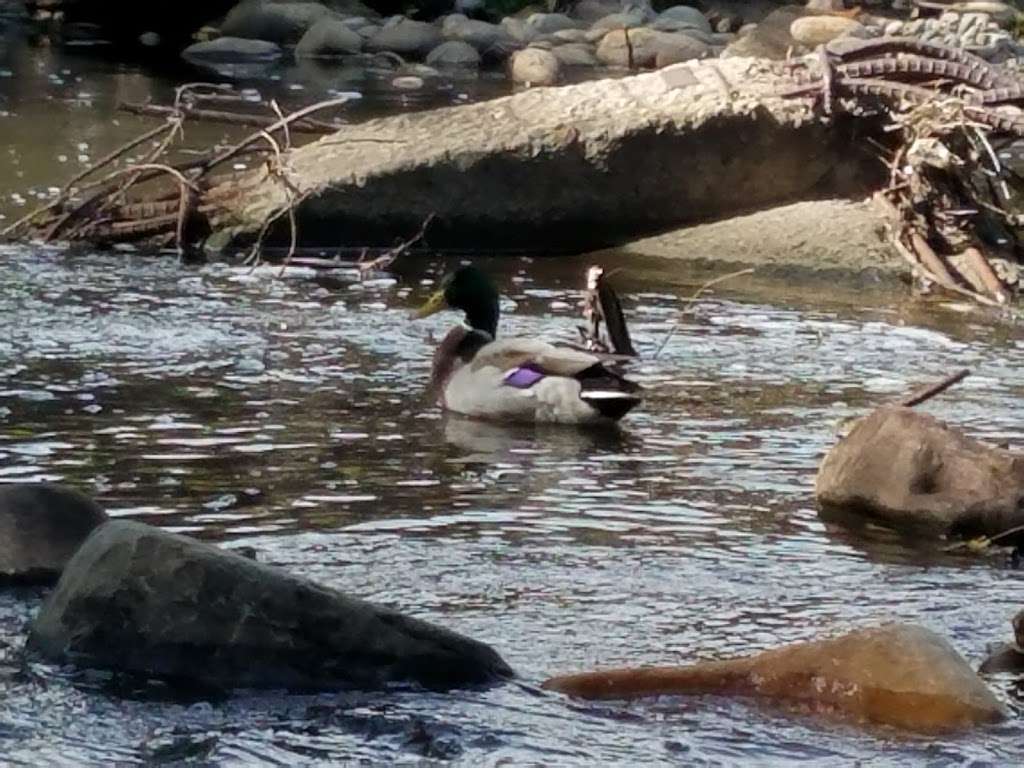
(413, 289, 446, 319)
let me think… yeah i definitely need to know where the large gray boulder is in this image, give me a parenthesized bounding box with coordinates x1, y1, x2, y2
(221, 0, 332, 44)
(28, 521, 513, 691)
(296, 16, 363, 57)
(1, 483, 108, 585)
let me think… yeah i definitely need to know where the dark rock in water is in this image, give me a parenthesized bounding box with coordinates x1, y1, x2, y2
(296, 17, 364, 57)
(221, 0, 333, 45)
(182, 37, 283, 62)
(28, 521, 513, 691)
(815, 406, 1024, 540)
(979, 609, 1024, 674)
(0, 483, 108, 586)
(979, 642, 1024, 674)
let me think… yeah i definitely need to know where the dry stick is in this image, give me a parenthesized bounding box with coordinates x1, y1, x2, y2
(906, 232, 1004, 308)
(202, 95, 355, 174)
(118, 102, 336, 134)
(897, 368, 971, 408)
(270, 99, 292, 151)
(652, 267, 755, 359)
(962, 246, 1009, 304)
(358, 213, 436, 275)
(624, 26, 634, 71)
(908, 231, 959, 289)
(173, 81, 234, 110)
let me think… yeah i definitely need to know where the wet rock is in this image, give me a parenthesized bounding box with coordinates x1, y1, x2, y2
(543, 624, 1006, 733)
(366, 18, 443, 59)
(596, 28, 709, 68)
(511, 47, 561, 85)
(525, 12, 578, 35)
(221, 0, 331, 44)
(442, 16, 511, 50)
(816, 406, 1024, 539)
(0, 483, 108, 586)
(295, 17, 363, 57)
(790, 15, 866, 46)
(656, 5, 711, 34)
(551, 42, 599, 67)
(980, 609, 1024, 674)
(28, 521, 513, 690)
(426, 40, 480, 68)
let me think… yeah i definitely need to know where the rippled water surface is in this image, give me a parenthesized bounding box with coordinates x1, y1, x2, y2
(2, 246, 1024, 766)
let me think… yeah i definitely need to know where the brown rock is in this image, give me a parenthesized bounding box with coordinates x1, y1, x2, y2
(596, 28, 709, 68)
(815, 406, 1024, 539)
(510, 47, 561, 85)
(790, 15, 865, 46)
(543, 624, 1006, 733)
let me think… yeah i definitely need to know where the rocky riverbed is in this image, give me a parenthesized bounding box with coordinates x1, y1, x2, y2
(19, 0, 1024, 91)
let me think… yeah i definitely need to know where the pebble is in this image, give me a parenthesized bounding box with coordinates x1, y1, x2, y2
(391, 75, 425, 89)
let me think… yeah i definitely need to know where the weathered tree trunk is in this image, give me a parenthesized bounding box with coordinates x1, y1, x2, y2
(202, 58, 882, 250)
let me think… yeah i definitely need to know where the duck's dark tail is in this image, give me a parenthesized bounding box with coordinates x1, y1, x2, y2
(577, 365, 642, 420)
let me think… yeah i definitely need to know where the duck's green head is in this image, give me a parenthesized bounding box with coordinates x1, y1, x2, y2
(413, 265, 499, 338)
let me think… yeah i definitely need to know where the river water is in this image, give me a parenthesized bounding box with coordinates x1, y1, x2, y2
(3, 15, 1024, 768)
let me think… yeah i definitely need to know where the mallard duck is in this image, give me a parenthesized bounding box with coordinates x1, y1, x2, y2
(413, 266, 642, 424)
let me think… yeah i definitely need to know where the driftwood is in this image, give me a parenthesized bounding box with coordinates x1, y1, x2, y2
(543, 623, 1004, 733)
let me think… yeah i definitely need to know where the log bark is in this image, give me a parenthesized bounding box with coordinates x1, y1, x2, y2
(201, 58, 883, 250)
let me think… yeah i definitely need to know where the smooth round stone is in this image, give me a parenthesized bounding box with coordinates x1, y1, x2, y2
(182, 37, 283, 62)
(366, 18, 443, 58)
(552, 28, 589, 43)
(656, 5, 711, 34)
(790, 15, 866, 47)
(221, 1, 331, 44)
(552, 42, 599, 67)
(524, 12, 578, 35)
(426, 39, 481, 67)
(510, 47, 561, 85)
(592, 10, 653, 31)
(391, 75, 425, 89)
(295, 17, 363, 57)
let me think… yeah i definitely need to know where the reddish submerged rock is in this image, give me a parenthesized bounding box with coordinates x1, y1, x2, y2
(543, 624, 1006, 733)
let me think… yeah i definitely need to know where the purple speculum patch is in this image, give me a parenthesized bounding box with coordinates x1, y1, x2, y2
(502, 366, 545, 389)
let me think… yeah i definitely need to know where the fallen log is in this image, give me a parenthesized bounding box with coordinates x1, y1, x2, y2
(201, 58, 879, 250)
